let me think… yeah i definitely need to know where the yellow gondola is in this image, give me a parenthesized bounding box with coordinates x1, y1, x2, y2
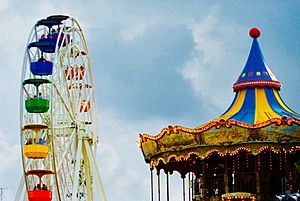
(23, 124, 49, 159)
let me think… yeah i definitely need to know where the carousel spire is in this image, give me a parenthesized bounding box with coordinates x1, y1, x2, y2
(233, 28, 281, 91)
(218, 27, 300, 124)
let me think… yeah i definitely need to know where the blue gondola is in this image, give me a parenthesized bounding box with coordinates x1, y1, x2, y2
(37, 16, 70, 48)
(28, 41, 54, 76)
(30, 60, 53, 76)
(46, 15, 69, 22)
(36, 18, 61, 29)
(28, 16, 70, 76)
(28, 41, 55, 54)
(37, 18, 61, 47)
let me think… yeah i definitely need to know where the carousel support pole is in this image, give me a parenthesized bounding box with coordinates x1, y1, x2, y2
(151, 169, 154, 201)
(255, 154, 261, 201)
(202, 160, 206, 199)
(284, 150, 288, 194)
(224, 154, 229, 194)
(182, 175, 186, 201)
(166, 172, 170, 201)
(232, 156, 235, 192)
(289, 170, 293, 192)
(188, 173, 191, 201)
(158, 170, 161, 201)
(191, 174, 194, 201)
(279, 150, 284, 194)
(283, 151, 292, 193)
(288, 151, 293, 192)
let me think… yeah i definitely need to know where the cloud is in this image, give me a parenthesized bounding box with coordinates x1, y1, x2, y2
(95, 107, 171, 200)
(0, 0, 10, 13)
(120, 23, 152, 42)
(97, 142, 119, 177)
(181, 7, 248, 112)
(0, 130, 22, 200)
(0, 131, 20, 173)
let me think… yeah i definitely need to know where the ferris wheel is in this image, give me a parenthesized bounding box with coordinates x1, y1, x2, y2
(15, 15, 108, 201)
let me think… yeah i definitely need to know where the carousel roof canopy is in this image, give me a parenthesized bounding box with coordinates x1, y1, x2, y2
(139, 28, 300, 167)
(215, 27, 300, 125)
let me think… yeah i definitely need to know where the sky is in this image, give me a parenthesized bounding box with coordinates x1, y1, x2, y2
(0, 0, 300, 200)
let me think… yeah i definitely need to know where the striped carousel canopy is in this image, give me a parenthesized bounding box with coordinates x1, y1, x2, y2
(216, 28, 300, 125)
(139, 27, 300, 166)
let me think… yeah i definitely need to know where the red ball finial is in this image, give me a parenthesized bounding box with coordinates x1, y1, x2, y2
(249, 27, 261, 38)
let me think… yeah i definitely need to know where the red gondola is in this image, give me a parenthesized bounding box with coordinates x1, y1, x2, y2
(27, 190, 52, 201)
(26, 170, 54, 201)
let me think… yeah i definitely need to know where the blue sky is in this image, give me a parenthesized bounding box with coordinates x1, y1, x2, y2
(0, 1, 300, 200)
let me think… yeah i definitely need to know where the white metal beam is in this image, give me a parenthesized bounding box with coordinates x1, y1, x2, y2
(84, 140, 108, 201)
(14, 175, 25, 201)
(72, 138, 82, 200)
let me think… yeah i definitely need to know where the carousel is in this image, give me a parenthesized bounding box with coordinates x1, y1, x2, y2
(138, 28, 300, 201)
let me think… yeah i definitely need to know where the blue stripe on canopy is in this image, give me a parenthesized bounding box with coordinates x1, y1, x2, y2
(229, 88, 256, 124)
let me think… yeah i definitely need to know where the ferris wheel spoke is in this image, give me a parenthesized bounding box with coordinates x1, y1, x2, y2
(52, 128, 77, 196)
(55, 130, 76, 171)
(55, 155, 72, 200)
(53, 83, 75, 122)
(22, 86, 33, 99)
(59, 166, 70, 201)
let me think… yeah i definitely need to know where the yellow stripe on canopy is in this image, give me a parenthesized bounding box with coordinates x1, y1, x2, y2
(254, 88, 281, 123)
(217, 89, 246, 121)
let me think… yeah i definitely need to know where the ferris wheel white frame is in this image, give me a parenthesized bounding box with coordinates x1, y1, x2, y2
(15, 16, 108, 201)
